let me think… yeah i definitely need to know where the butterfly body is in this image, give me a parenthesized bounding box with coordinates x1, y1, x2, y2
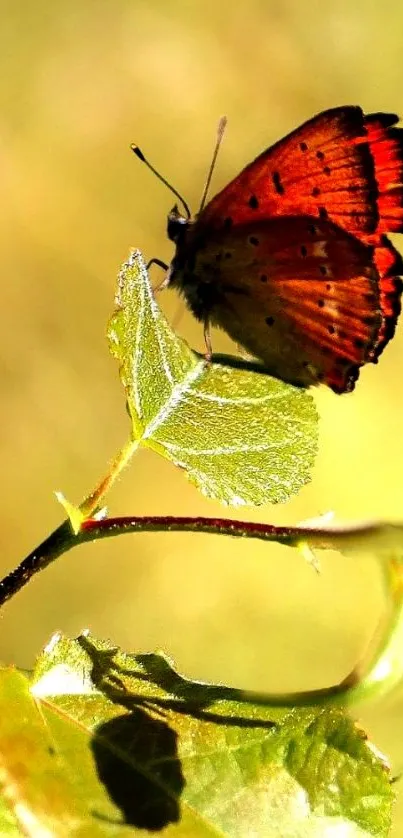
(165, 106, 403, 393)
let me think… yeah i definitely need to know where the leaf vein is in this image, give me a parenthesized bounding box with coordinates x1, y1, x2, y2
(133, 275, 146, 418)
(145, 276, 174, 386)
(162, 440, 291, 456)
(142, 362, 204, 440)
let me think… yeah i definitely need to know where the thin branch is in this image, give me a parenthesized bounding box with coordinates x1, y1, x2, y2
(0, 513, 390, 608)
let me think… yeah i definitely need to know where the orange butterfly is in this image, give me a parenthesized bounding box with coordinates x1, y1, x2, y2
(135, 107, 403, 394)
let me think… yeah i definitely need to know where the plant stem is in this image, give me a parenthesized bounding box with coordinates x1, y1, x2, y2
(0, 516, 290, 607)
(0, 514, 387, 609)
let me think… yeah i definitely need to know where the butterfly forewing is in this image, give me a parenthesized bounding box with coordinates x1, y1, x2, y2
(363, 113, 403, 234)
(200, 107, 378, 235)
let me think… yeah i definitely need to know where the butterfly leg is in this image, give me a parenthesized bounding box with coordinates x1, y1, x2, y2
(147, 258, 172, 293)
(204, 319, 213, 361)
(146, 257, 168, 272)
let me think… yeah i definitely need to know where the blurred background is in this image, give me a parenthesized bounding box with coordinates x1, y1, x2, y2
(1, 0, 403, 828)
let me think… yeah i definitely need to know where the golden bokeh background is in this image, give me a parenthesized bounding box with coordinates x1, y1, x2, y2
(1, 0, 403, 829)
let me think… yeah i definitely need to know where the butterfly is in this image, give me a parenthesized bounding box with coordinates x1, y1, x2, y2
(134, 107, 403, 394)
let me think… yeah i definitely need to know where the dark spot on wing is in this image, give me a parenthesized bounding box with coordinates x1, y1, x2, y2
(265, 316, 275, 326)
(300, 141, 308, 152)
(260, 274, 268, 282)
(319, 265, 328, 275)
(272, 171, 284, 195)
(328, 324, 335, 335)
(364, 293, 377, 304)
(308, 224, 317, 235)
(249, 236, 259, 246)
(312, 186, 321, 197)
(248, 194, 259, 209)
(316, 150, 325, 160)
(319, 206, 328, 220)
(317, 299, 325, 308)
(300, 245, 308, 257)
(324, 166, 331, 176)
(223, 217, 233, 230)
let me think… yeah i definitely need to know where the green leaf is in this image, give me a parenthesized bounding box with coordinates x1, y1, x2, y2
(0, 665, 109, 837)
(0, 633, 392, 836)
(107, 250, 318, 505)
(0, 793, 20, 836)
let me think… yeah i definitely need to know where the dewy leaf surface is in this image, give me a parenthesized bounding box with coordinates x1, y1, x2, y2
(107, 250, 318, 505)
(0, 632, 391, 837)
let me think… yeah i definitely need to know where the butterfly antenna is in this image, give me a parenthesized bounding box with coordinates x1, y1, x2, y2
(131, 144, 191, 220)
(198, 115, 227, 215)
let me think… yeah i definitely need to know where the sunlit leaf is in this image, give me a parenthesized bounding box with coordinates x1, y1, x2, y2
(0, 793, 20, 836)
(0, 632, 391, 837)
(0, 665, 109, 837)
(107, 250, 318, 505)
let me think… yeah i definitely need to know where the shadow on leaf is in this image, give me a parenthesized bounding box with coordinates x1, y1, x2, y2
(78, 634, 278, 728)
(91, 708, 185, 830)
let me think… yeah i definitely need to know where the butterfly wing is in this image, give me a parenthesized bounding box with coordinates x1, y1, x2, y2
(361, 113, 403, 356)
(177, 215, 382, 393)
(191, 106, 403, 385)
(200, 107, 403, 238)
(363, 112, 403, 235)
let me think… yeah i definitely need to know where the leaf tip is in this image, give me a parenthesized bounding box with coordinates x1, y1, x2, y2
(55, 491, 84, 534)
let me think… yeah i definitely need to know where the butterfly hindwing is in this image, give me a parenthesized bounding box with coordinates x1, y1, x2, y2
(184, 215, 382, 393)
(368, 235, 403, 360)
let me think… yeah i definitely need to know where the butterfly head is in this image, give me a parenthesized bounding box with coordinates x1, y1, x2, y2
(167, 205, 191, 244)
